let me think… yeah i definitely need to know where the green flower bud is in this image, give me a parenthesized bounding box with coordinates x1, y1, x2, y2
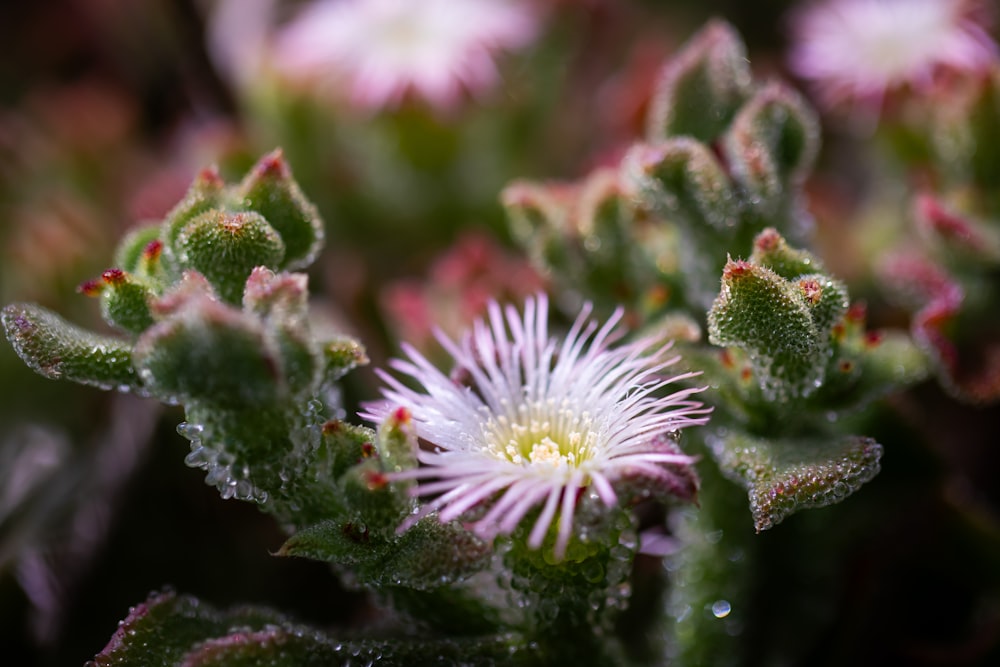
(98, 268, 156, 335)
(173, 210, 285, 304)
(237, 149, 324, 270)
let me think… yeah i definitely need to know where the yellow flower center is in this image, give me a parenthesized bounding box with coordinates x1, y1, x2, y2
(481, 398, 600, 468)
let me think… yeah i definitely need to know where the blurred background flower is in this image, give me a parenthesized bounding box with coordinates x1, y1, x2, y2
(270, 0, 539, 114)
(788, 0, 998, 113)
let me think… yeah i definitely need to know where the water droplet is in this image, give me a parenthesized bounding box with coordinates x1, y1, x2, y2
(711, 600, 732, 618)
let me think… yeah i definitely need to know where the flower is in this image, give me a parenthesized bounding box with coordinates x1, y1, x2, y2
(380, 232, 545, 354)
(787, 0, 998, 108)
(272, 0, 538, 113)
(365, 295, 710, 559)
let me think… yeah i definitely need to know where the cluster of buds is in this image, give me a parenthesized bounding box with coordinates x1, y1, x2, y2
(501, 21, 930, 536)
(4, 151, 519, 648)
(504, 21, 820, 323)
(700, 228, 927, 531)
(2, 151, 369, 521)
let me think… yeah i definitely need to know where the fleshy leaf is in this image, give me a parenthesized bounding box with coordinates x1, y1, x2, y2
(623, 139, 743, 309)
(628, 139, 737, 234)
(318, 419, 378, 483)
(278, 518, 491, 591)
(88, 590, 287, 667)
(879, 252, 999, 403)
(89, 589, 530, 667)
(724, 82, 819, 214)
(750, 226, 824, 279)
(501, 171, 667, 320)
(322, 336, 369, 383)
(114, 223, 162, 275)
(161, 166, 227, 275)
(134, 289, 284, 408)
(708, 431, 884, 531)
(501, 180, 577, 284)
(2, 303, 142, 393)
(647, 20, 752, 142)
(174, 628, 527, 667)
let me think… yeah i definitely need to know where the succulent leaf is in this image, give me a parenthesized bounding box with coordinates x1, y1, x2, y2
(708, 259, 828, 402)
(89, 589, 526, 667)
(279, 518, 491, 591)
(134, 288, 285, 407)
(708, 431, 883, 531)
(98, 269, 156, 334)
(724, 82, 819, 212)
(2, 303, 142, 393)
(647, 20, 752, 142)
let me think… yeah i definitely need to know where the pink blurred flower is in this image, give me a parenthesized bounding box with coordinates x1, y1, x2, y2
(380, 232, 545, 352)
(788, 0, 997, 109)
(272, 0, 538, 113)
(366, 295, 709, 560)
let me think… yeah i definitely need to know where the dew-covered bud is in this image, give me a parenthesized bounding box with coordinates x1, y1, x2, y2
(98, 268, 156, 335)
(236, 149, 324, 270)
(173, 210, 285, 304)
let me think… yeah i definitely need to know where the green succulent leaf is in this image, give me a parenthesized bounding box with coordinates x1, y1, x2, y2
(501, 180, 577, 282)
(629, 139, 738, 234)
(279, 517, 491, 591)
(749, 227, 824, 279)
(99, 270, 156, 335)
(134, 291, 284, 407)
(161, 167, 227, 274)
(89, 590, 287, 667)
(708, 431, 884, 532)
(322, 336, 369, 383)
(647, 19, 752, 142)
(89, 589, 529, 667)
(114, 223, 163, 275)
(708, 259, 827, 401)
(2, 303, 142, 393)
(724, 82, 819, 211)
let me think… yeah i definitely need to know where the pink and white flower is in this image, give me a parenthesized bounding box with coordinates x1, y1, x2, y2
(787, 0, 997, 108)
(366, 295, 709, 559)
(272, 0, 538, 113)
